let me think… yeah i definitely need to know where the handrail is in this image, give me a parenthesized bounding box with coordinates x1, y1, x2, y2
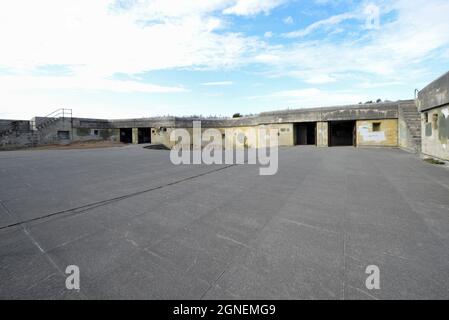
(31, 108, 73, 131)
(44, 108, 72, 118)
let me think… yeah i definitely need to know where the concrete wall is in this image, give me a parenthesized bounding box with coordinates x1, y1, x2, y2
(73, 127, 119, 142)
(421, 106, 449, 160)
(417, 71, 449, 112)
(356, 119, 398, 147)
(0, 131, 37, 150)
(316, 122, 328, 147)
(418, 71, 449, 160)
(399, 116, 412, 150)
(0, 119, 30, 132)
(397, 101, 421, 153)
(0, 100, 410, 150)
(158, 123, 293, 150)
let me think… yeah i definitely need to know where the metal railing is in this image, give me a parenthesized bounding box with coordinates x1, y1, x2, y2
(44, 108, 72, 120)
(30, 108, 73, 131)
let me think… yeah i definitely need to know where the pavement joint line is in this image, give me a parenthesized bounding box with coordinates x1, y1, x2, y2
(0, 199, 91, 298)
(0, 164, 236, 231)
(199, 158, 325, 300)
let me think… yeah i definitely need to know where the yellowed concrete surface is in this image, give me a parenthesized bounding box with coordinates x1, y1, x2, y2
(356, 119, 398, 147)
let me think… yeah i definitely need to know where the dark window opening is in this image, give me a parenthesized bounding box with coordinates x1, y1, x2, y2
(93, 129, 99, 136)
(329, 121, 356, 147)
(57, 130, 70, 140)
(372, 122, 381, 132)
(432, 114, 438, 129)
(424, 112, 429, 123)
(294, 122, 316, 146)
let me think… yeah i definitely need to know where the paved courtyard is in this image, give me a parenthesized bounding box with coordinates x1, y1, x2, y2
(1, 145, 449, 299)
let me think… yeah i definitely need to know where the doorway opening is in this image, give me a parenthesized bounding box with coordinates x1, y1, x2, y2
(119, 128, 132, 144)
(294, 122, 316, 145)
(138, 128, 152, 144)
(329, 121, 356, 146)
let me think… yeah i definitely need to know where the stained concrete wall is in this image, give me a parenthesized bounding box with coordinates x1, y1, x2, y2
(417, 71, 449, 112)
(73, 128, 119, 142)
(316, 122, 328, 147)
(356, 119, 398, 147)
(418, 71, 449, 160)
(397, 101, 422, 153)
(0, 131, 37, 150)
(0, 101, 409, 150)
(159, 123, 293, 150)
(421, 106, 449, 160)
(398, 116, 411, 150)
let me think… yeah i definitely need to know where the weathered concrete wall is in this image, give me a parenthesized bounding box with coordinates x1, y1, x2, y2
(417, 71, 449, 112)
(421, 106, 449, 160)
(132, 128, 138, 144)
(0, 119, 30, 132)
(418, 71, 449, 160)
(0, 131, 37, 150)
(151, 127, 174, 147)
(1, 100, 409, 150)
(316, 122, 328, 147)
(356, 119, 398, 147)
(36, 118, 73, 145)
(73, 127, 119, 142)
(398, 101, 421, 153)
(259, 102, 401, 123)
(258, 123, 293, 147)
(398, 116, 410, 149)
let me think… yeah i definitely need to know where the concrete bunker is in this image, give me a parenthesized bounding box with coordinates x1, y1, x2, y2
(329, 121, 356, 146)
(294, 122, 316, 145)
(120, 128, 132, 143)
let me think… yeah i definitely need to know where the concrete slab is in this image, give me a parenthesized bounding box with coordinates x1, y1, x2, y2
(1, 145, 449, 299)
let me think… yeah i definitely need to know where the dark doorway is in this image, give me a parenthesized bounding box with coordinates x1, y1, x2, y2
(120, 128, 132, 144)
(138, 128, 151, 144)
(329, 121, 356, 146)
(294, 122, 316, 145)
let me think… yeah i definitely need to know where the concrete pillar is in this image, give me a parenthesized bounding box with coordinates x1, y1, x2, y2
(132, 128, 139, 144)
(317, 122, 328, 147)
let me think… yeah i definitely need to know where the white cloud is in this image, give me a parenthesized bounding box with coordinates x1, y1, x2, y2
(201, 81, 234, 86)
(1, 0, 449, 119)
(283, 16, 294, 24)
(0, 75, 187, 93)
(304, 74, 336, 84)
(223, 0, 285, 16)
(283, 12, 355, 38)
(0, 0, 264, 88)
(262, 0, 449, 84)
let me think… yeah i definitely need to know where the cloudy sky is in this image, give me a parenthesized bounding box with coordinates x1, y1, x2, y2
(1, 0, 449, 119)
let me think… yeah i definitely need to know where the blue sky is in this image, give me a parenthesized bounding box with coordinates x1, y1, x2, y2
(1, 0, 449, 119)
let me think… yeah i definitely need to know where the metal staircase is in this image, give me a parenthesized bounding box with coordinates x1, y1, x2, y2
(0, 108, 72, 148)
(30, 108, 72, 131)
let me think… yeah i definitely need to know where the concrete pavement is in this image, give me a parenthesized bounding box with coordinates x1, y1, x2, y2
(1, 145, 448, 299)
